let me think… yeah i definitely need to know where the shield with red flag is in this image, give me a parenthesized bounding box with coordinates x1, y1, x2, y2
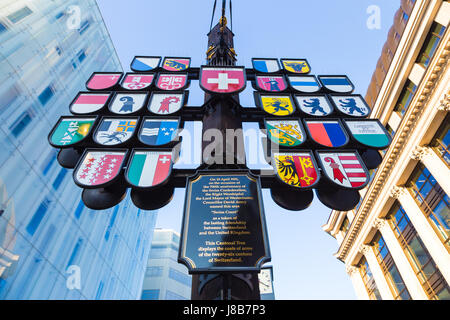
(316, 151, 369, 189)
(200, 66, 246, 94)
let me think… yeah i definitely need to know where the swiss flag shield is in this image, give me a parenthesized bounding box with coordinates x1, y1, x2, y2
(200, 66, 246, 94)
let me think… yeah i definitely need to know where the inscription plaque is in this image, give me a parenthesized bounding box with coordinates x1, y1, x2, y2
(179, 171, 271, 273)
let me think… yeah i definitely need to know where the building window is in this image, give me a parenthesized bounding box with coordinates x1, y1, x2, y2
(372, 232, 412, 300)
(77, 50, 86, 63)
(416, 22, 446, 68)
(26, 198, 51, 236)
(0, 21, 7, 34)
(408, 163, 450, 247)
(74, 199, 84, 220)
(393, 80, 417, 116)
(9, 111, 32, 137)
(359, 256, 382, 300)
(52, 168, 67, 190)
(146, 266, 163, 277)
(66, 238, 83, 268)
(78, 20, 90, 35)
(165, 290, 187, 300)
(169, 268, 191, 287)
(431, 115, 450, 166)
(386, 124, 396, 138)
(339, 216, 350, 234)
(388, 202, 450, 299)
(141, 289, 159, 300)
(7, 6, 33, 23)
(38, 85, 55, 106)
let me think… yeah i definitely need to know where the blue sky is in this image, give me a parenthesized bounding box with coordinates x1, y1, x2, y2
(96, 0, 399, 299)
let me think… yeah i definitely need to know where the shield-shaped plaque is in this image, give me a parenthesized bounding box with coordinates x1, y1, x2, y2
(139, 118, 180, 146)
(108, 92, 148, 114)
(295, 95, 334, 116)
(126, 150, 173, 188)
(86, 72, 122, 90)
(255, 75, 287, 92)
(94, 117, 138, 146)
(304, 119, 349, 148)
(156, 74, 188, 91)
(288, 75, 320, 93)
(281, 59, 310, 74)
(120, 73, 154, 90)
(265, 119, 306, 147)
(49, 116, 96, 147)
(316, 151, 369, 189)
(130, 56, 161, 72)
(318, 75, 354, 93)
(273, 151, 319, 188)
(252, 58, 281, 73)
(344, 119, 391, 149)
(200, 66, 246, 94)
(70, 92, 111, 114)
(330, 95, 371, 117)
(148, 92, 184, 115)
(74, 149, 127, 188)
(162, 57, 191, 72)
(258, 94, 295, 116)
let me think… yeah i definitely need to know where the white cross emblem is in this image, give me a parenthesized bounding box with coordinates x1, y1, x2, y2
(159, 156, 170, 164)
(207, 72, 239, 90)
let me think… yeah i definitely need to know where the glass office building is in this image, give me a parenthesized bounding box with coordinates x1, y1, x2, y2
(141, 229, 192, 300)
(0, 0, 157, 299)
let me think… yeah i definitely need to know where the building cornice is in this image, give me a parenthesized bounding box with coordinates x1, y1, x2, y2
(335, 23, 450, 262)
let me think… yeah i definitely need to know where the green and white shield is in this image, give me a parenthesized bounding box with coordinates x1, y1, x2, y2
(265, 120, 306, 147)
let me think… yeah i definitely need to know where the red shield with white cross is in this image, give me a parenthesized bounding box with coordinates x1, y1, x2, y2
(200, 66, 246, 94)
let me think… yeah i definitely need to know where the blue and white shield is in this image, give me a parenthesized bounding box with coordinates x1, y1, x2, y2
(295, 95, 334, 116)
(109, 93, 148, 114)
(318, 76, 354, 93)
(139, 118, 180, 146)
(130, 56, 161, 72)
(288, 76, 320, 93)
(252, 58, 281, 73)
(94, 117, 138, 146)
(330, 95, 371, 117)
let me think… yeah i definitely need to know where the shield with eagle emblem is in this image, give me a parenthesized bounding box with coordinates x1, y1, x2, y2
(273, 152, 319, 189)
(265, 119, 306, 147)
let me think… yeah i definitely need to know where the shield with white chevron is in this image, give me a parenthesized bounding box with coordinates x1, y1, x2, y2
(316, 151, 369, 189)
(200, 66, 246, 94)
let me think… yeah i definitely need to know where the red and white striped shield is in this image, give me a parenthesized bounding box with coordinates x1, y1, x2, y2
(200, 66, 246, 94)
(317, 151, 369, 189)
